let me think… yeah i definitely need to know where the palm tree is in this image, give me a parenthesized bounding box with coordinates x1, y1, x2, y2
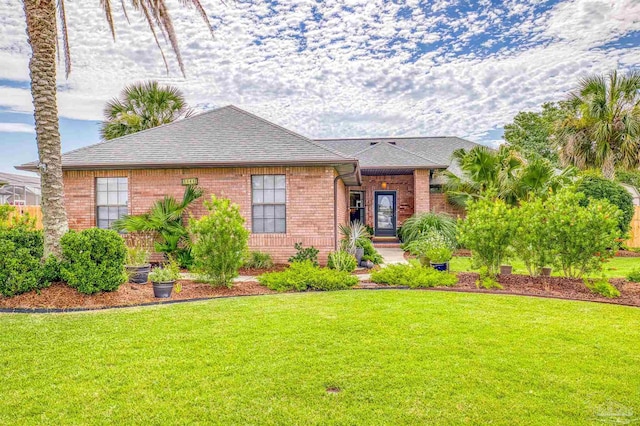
(556, 70, 640, 180)
(101, 81, 193, 140)
(442, 146, 575, 207)
(22, 0, 213, 257)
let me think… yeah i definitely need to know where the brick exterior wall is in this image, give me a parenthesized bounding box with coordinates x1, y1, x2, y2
(429, 193, 466, 217)
(413, 169, 430, 214)
(63, 166, 342, 264)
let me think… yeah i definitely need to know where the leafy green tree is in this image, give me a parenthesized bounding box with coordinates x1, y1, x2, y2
(22, 0, 214, 257)
(190, 195, 250, 287)
(457, 198, 517, 276)
(556, 70, 640, 179)
(544, 190, 620, 278)
(576, 175, 634, 235)
(504, 102, 567, 165)
(512, 197, 553, 276)
(101, 82, 192, 140)
(112, 186, 203, 267)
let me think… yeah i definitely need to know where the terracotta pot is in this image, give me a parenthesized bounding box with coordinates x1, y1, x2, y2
(500, 265, 513, 275)
(541, 267, 552, 277)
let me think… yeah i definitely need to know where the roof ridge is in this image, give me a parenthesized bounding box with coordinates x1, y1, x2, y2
(351, 141, 444, 166)
(225, 105, 354, 161)
(314, 136, 462, 141)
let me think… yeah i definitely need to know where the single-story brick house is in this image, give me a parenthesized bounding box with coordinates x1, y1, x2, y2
(18, 105, 477, 263)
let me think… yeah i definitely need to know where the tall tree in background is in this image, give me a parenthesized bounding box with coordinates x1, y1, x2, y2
(556, 70, 640, 180)
(23, 0, 213, 257)
(101, 82, 192, 140)
(503, 102, 567, 166)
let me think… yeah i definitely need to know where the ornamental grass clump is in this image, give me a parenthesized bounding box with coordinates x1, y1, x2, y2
(190, 195, 249, 287)
(399, 212, 457, 245)
(327, 250, 357, 272)
(243, 251, 274, 269)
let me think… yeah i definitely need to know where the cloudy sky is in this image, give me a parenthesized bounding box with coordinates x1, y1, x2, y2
(0, 0, 638, 174)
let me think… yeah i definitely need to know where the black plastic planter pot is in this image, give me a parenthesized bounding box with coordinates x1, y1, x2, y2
(541, 267, 552, 277)
(152, 281, 175, 298)
(126, 265, 151, 284)
(430, 262, 449, 272)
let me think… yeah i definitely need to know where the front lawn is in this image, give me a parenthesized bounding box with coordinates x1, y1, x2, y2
(1, 291, 639, 424)
(449, 255, 640, 279)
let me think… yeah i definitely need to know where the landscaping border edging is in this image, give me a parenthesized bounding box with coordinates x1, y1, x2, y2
(1, 286, 639, 314)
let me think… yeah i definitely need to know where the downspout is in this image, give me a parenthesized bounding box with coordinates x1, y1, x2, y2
(334, 164, 359, 251)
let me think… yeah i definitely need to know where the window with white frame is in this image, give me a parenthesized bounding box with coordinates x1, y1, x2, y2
(96, 177, 128, 229)
(251, 175, 286, 233)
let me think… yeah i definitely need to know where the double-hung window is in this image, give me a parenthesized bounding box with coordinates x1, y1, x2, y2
(96, 177, 128, 229)
(252, 175, 286, 233)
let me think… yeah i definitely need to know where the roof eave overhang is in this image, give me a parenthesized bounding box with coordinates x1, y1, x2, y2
(16, 159, 359, 172)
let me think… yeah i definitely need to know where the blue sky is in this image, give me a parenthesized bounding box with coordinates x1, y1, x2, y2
(0, 0, 638, 175)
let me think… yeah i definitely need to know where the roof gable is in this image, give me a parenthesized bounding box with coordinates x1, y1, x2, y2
(351, 142, 444, 169)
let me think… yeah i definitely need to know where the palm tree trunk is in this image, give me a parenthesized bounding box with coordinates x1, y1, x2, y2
(602, 153, 616, 180)
(23, 0, 69, 257)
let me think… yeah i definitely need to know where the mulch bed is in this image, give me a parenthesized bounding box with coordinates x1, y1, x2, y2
(238, 264, 289, 276)
(615, 250, 640, 257)
(0, 281, 274, 311)
(452, 272, 640, 307)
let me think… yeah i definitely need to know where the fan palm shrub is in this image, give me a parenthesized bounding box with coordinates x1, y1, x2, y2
(112, 186, 203, 267)
(339, 221, 371, 254)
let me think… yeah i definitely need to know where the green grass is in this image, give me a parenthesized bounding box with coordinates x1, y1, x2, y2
(450, 255, 640, 278)
(1, 292, 639, 425)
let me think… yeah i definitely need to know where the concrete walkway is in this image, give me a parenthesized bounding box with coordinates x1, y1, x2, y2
(376, 247, 407, 264)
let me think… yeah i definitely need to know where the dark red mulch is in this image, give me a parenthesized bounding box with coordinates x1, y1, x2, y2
(0, 281, 274, 310)
(454, 272, 640, 307)
(615, 250, 640, 257)
(238, 264, 289, 276)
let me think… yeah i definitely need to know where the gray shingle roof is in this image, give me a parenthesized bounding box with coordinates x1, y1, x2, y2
(315, 136, 479, 169)
(18, 105, 355, 171)
(350, 141, 445, 169)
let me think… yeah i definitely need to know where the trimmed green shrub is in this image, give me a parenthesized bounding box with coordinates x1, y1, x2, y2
(288, 242, 319, 266)
(357, 238, 383, 265)
(243, 251, 274, 269)
(627, 268, 640, 283)
(457, 198, 516, 276)
(60, 229, 128, 294)
(0, 228, 44, 258)
(585, 278, 620, 298)
(399, 212, 457, 245)
(0, 239, 47, 297)
(327, 250, 357, 272)
(190, 196, 250, 287)
(370, 260, 458, 288)
(258, 261, 358, 292)
(577, 175, 633, 234)
(545, 190, 620, 278)
(512, 197, 553, 276)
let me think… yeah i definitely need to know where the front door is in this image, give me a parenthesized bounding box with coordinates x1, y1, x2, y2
(375, 192, 396, 236)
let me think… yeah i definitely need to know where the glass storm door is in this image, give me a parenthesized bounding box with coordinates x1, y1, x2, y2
(375, 192, 396, 236)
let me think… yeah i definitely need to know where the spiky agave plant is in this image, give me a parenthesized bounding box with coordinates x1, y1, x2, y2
(339, 221, 371, 255)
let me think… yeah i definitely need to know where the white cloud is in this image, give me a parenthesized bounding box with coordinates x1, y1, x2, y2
(0, 122, 34, 133)
(0, 0, 637, 147)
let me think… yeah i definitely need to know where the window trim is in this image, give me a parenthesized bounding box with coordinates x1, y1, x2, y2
(251, 174, 287, 234)
(349, 190, 366, 224)
(95, 177, 129, 229)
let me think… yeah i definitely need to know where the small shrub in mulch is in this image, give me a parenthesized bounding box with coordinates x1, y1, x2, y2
(455, 273, 640, 306)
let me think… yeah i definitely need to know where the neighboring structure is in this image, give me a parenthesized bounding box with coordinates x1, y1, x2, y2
(0, 172, 41, 205)
(17, 105, 477, 262)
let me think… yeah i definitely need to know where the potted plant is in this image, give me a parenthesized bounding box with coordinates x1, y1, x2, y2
(541, 267, 552, 277)
(339, 221, 370, 264)
(500, 265, 513, 275)
(125, 246, 151, 284)
(426, 246, 453, 272)
(149, 265, 180, 298)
